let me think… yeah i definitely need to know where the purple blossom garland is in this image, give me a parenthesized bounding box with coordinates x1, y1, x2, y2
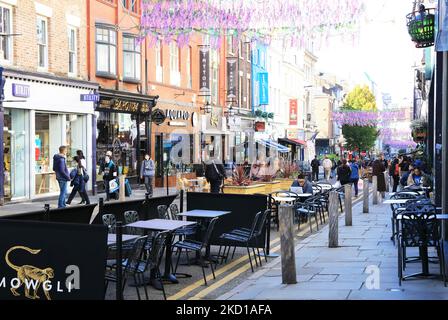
(139, 0, 365, 47)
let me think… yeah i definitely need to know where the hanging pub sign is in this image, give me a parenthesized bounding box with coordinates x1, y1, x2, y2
(0, 219, 108, 300)
(289, 99, 298, 126)
(227, 57, 237, 100)
(151, 108, 166, 125)
(255, 121, 266, 132)
(199, 46, 210, 94)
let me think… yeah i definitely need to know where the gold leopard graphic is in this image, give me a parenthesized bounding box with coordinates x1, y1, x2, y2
(5, 246, 54, 300)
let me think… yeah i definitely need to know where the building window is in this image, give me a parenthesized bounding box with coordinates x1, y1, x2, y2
(186, 46, 192, 89)
(130, 0, 137, 12)
(155, 39, 163, 82)
(0, 6, 12, 62)
(37, 16, 48, 69)
(68, 27, 77, 75)
(247, 78, 250, 109)
(96, 26, 117, 76)
(169, 42, 180, 86)
(239, 74, 243, 108)
(121, 0, 127, 8)
(123, 35, 141, 81)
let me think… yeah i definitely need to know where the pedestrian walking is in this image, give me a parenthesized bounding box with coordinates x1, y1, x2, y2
(322, 156, 332, 181)
(140, 154, 155, 196)
(372, 157, 386, 198)
(350, 159, 360, 196)
(390, 156, 400, 192)
(53, 146, 71, 208)
(76, 150, 88, 204)
(205, 159, 226, 194)
(102, 155, 118, 201)
(99, 150, 113, 175)
(337, 159, 352, 186)
(66, 156, 90, 205)
(310, 156, 320, 181)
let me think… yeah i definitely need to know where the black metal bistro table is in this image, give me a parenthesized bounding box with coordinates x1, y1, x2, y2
(177, 210, 231, 261)
(396, 214, 448, 278)
(126, 219, 197, 286)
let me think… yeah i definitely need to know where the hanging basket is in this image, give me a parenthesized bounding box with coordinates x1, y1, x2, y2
(406, 7, 435, 48)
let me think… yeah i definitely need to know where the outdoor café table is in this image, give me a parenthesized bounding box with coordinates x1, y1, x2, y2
(395, 214, 448, 279)
(177, 210, 231, 262)
(383, 199, 413, 205)
(126, 219, 197, 285)
(107, 234, 140, 246)
(272, 196, 298, 203)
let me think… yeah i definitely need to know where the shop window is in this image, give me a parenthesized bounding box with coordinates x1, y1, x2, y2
(96, 111, 138, 183)
(37, 16, 48, 69)
(0, 5, 12, 63)
(123, 35, 141, 81)
(3, 109, 28, 201)
(170, 42, 180, 86)
(96, 25, 117, 76)
(155, 39, 163, 82)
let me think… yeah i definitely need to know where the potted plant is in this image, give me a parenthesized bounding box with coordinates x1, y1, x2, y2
(275, 162, 299, 190)
(259, 174, 281, 194)
(254, 109, 263, 118)
(411, 119, 428, 143)
(223, 165, 265, 195)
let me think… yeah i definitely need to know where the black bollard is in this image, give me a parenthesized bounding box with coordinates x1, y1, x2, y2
(180, 189, 184, 213)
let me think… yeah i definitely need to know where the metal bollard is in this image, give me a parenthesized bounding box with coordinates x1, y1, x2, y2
(279, 204, 297, 284)
(344, 184, 352, 226)
(328, 191, 339, 248)
(119, 175, 126, 201)
(372, 175, 378, 205)
(363, 179, 369, 213)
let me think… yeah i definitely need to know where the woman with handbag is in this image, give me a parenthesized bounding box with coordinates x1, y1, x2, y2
(103, 155, 118, 201)
(66, 156, 90, 205)
(140, 154, 155, 196)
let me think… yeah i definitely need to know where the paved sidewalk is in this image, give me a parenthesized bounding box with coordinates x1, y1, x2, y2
(219, 196, 448, 300)
(0, 187, 179, 217)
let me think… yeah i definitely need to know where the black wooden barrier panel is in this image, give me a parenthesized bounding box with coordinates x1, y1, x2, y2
(0, 219, 108, 300)
(91, 194, 178, 224)
(0, 205, 97, 224)
(186, 192, 268, 248)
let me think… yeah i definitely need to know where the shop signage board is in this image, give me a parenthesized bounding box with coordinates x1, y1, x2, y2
(289, 99, 298, 125)
(227, 57, 237, 100)
(0, 219, 108, 300)
(80, 93, 99, 102)
(151, 108, 166, 125)
(12, 84, 30, 98)
(199, 46, 210, 93)
(97, 97, 151, 114)
(255, 121, 266, 132)
(258, 72, 269, 105)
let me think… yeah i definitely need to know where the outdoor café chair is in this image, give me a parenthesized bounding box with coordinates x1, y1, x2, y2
(173, 217, 219, 285)
(294, 201, 319, 233)
(218, 210, 271, 265)
(102, 214, 117, 234)
(312, 184, 323, 195)
(124, 211, 141, 235)
(157, 205, 170, 220)
(335, 186, 345, 213)
(389, 192, 422, 244)
(104, 236, 148, 299)
(169, 204, 197, 240)
(304, 196, 326, 225)
(397, 211, 446, 287)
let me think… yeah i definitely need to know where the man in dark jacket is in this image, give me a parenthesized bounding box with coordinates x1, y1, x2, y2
(337, 159, 352, 185)
(310, 156, 320, 181)
(53, 146, 71, 208)
(205, 159, 226, 194)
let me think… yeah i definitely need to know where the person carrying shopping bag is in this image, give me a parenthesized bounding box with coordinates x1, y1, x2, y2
(103, 155, 118, 201)
(67, 156, 90, 205)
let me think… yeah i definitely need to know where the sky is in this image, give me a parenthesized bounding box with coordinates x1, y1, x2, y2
(316, 0, 426, 106)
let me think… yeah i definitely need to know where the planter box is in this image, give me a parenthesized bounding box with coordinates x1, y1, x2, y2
(155, 172, 197, 188)
(274, 179, 295, 191)
(261, 181, 282, 194)
(223, 184, 266, 195)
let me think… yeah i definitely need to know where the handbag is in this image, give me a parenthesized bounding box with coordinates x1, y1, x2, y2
(212, 161, 224, 180)
(81, 168, 89, 182)
(109, 179, 119, 193)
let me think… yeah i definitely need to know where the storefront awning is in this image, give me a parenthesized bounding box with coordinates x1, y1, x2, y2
(257, 139, 290, 153)
(278, 137, 307, 147)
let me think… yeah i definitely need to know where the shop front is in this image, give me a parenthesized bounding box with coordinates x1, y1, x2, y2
(1, 69, 98, 202)
(278, 128, 307, 162)
(152, 101, 200, 187)
(95, 89, 158, 190)
(228, 116, 255, 165)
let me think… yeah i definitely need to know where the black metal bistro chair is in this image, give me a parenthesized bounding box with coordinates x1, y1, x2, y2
(157, 205, 171, 220)
(173, 217, 220, 285)
(294, 201, 320, 233)
(389, 192, 422, 244)
(102, 214, 117, 233)
(124, 211, 141, 235)
(169, 203, 197, 239)
(397, 211, 446, 286)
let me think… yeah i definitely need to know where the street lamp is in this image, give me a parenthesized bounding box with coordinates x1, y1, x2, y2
(200, 101, 212, 114)
(224, 104, 236, 117)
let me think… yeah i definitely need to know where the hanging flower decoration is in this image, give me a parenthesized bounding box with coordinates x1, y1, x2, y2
(139, 0, 365, 47)
(332, 110, 408, 127)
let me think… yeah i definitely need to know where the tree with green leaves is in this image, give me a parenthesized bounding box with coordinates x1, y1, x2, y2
(341, 85, 379, 153)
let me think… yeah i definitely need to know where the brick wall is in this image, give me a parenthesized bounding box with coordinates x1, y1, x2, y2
(10, 0, 87, 80)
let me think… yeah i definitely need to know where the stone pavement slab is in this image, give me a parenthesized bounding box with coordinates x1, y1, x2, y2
(219, 195, 448, 300)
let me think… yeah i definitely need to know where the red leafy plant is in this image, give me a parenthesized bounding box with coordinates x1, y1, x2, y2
(231, 165, 252, 186)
